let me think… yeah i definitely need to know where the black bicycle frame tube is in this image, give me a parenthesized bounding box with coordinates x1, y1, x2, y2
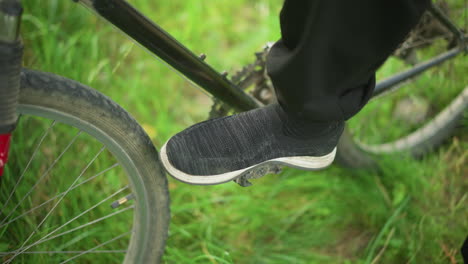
(428, 3, 466, 47)
(77, 0, 259, 112)
(373, 46, 464, 97)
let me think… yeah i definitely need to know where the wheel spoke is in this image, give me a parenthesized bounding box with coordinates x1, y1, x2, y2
(27, 205, 134, 251)
(5, 145, 106, 263)
(10, 189, 131, 257)
(37, 185, 130, 245)
(0, 120, 56, 214)
(0, 130, 82, 227)
(0, 163, 119, 228)
(59, 232, 132, 264)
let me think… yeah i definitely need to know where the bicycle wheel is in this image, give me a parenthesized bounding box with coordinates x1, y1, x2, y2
(335, 1, 468, 168)
(335, 52, 467, 168)
(0, 69, 170, 263)
(336, 86, 467, 168)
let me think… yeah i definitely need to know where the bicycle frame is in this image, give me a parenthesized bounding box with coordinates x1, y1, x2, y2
(77, 0, 467, 100)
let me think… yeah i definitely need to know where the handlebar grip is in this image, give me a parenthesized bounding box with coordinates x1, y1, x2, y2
(0, 40, 23, 134)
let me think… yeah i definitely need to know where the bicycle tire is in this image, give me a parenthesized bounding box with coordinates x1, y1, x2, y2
(11, 68, 170, 263)
(336, 86, 467, 168)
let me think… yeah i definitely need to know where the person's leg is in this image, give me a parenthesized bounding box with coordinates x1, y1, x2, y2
(268, 0, 430, 123)
(159, 0, 430, 185)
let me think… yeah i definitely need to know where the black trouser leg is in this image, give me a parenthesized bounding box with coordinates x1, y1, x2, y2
(267, 0, 430, 122)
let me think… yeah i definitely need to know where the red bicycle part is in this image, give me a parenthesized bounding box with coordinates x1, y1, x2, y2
(0, 133, 12, 177)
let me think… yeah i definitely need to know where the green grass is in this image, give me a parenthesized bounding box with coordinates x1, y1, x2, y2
(1, 0, 467, 263)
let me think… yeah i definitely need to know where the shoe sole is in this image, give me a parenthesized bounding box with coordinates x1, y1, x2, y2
(160, 142, 337, 185)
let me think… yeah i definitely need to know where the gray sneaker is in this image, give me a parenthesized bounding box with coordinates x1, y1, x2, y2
(160, 103, 343, 185)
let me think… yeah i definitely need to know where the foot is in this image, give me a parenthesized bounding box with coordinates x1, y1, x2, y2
(160, 103, 344, 185)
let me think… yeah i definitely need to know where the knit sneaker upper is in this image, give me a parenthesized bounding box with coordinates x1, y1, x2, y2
(165, 103, 343, 176)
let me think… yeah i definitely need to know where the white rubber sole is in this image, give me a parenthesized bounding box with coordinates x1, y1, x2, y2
(160, 142, 337, 185)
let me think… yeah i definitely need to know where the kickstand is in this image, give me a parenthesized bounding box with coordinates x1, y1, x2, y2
(233, 165, 282, 187)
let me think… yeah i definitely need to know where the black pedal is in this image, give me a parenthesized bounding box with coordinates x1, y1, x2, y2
(234, 164, 282, 187)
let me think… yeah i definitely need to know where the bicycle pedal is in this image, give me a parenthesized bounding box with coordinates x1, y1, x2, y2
(233, 164, 282, 187)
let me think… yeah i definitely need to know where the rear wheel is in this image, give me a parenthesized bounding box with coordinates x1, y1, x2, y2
(0, 69, 170, 263)
(336, 86, 467, 168)
(336, 2, 467, 168)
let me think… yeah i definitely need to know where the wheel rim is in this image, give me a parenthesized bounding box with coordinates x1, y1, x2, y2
(347, 45, 467, 155)
(353, 86, 467, 154)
